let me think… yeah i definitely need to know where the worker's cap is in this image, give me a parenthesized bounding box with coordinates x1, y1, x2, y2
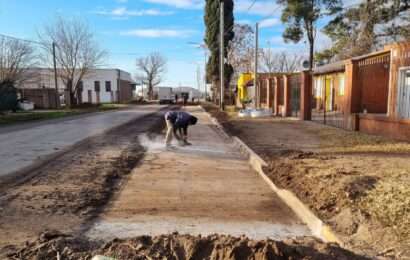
(190, 116, 198, 125)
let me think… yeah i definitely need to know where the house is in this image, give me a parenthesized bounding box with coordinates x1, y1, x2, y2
(17, 68, 136, 108)
(312, 61, 346, 128)
(308, 41, 410, 140)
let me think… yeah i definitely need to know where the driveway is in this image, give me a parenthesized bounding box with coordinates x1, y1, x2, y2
(0, 105, 165, 178)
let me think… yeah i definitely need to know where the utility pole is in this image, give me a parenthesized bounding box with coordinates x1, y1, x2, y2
(52, 42, 59, 108)
(254, 22, 259, 108)
(204, 51, 207, 102)
(219, 0, 225, 110)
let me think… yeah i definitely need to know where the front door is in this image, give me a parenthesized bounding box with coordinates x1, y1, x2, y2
(398, 68, 410, 119)
(96, 91, 100, 104)
(88, 90, 92, 103)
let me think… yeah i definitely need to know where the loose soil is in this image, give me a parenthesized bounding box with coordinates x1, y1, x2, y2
(0, 110, 166, 255)
(2, 231, 369, 260)
(202, 103, 410, 259)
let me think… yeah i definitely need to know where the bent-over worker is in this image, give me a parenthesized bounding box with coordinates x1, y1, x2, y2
(164, 111, 198, 147)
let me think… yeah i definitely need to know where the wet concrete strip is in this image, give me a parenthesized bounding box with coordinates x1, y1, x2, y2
(86, 107, 311, 240)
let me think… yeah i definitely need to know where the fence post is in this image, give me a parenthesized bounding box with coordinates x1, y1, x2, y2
(344, 59, 360, 130)
(266, 78, 272, 109)
(283, 74, 291, 117)
(300, 71, 312, 120)
(273, 77, 279, 115)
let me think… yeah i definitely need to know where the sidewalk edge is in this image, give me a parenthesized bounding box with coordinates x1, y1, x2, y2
(199, 105, 342, 245)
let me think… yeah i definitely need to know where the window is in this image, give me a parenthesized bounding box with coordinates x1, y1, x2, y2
(94, 81, 100, 92)
(105, 81, 111, 92)
(339, 75, 345, 96)
(314, 77, 323, 98)
(78, 81, 83, 91)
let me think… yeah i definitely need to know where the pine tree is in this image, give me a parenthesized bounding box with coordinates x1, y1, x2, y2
(204, 0, 234, 103)
(317, 0, 410, 62)
(276, 0, 342, 70)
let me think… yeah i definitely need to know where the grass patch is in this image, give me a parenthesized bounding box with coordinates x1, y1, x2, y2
(305, 126, 410, 154)
(0, 103, 126, 126)
(360, 172, 410, 241)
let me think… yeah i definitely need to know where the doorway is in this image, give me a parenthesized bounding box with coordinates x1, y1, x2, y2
(398, 68, 410, 119)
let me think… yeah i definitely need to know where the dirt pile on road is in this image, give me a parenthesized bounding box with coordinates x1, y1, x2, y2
(3, 231, 368, 260)
(0, 111, 166, 247)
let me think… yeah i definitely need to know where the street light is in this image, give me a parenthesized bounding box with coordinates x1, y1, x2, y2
(188, 42, 208, 101)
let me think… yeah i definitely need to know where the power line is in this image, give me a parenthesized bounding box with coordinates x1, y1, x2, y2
(0, 33, 43, 45)
(246, 0, 258, 13)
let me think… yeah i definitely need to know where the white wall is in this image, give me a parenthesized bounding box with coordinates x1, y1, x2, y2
(18, 68, 133, 104)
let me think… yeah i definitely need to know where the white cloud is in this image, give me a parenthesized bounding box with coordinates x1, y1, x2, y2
(235, 0, 281, 16)
(259, 18, 279, 28)
(120, 29, 195, 38)
(116, 0, 128, 3)
(95, 7, 173, 17)
(144, 0, 203, 9)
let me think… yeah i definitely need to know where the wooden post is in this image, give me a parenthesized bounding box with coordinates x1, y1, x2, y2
(283, 75, 291, 117)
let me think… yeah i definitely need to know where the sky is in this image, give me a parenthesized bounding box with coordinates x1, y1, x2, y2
(0, 0, 358, 88)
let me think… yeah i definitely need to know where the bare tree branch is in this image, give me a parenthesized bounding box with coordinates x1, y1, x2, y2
(38, 16, 107, 106)
(0, 36, 37, 85)
(136, 52, 167, 100)
(227, 24, 255, 82)
(260, 49, 304, 73)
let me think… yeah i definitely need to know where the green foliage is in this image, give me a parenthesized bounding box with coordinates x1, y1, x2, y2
(0, 80, 18, 112)
(277, 0, 342, 68)
(204, 0, 234, 85)
(319, 0, 410, 61)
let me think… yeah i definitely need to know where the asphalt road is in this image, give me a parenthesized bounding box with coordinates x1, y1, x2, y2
(0, 105, 165, 178)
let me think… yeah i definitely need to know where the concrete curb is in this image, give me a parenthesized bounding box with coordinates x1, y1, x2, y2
(199, 105, 342, 245)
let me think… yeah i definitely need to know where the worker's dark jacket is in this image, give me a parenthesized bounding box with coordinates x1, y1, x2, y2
(165, 111, 192, 135)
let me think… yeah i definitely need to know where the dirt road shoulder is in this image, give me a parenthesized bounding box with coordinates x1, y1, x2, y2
(0, 109, 166, 253)
(202, 102, 410, 259)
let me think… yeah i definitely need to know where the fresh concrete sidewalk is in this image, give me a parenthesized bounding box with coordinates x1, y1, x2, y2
(87, 106, 310, 240)
(0, 105, 164, 178)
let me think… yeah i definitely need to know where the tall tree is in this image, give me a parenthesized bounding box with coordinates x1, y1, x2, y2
(227, 24, 254, 78)
(39, 16, 107, 106)
(204, 0, 234, 103)
(136, 52, 167, 100)
(277, 0, 342, 70)
(318, 0, 410, 62)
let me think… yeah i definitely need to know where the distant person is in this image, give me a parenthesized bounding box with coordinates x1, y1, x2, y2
(174, 94, 178, 104)
(164, 111, 198, 147)
(183, 94, 188, 106)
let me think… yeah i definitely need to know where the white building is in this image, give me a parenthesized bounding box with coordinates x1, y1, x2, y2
(18, 68, 136, 106)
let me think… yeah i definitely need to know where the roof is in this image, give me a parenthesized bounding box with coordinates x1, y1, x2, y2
(313, 60, 346, 75)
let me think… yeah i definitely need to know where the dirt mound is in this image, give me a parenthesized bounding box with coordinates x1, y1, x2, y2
(2, 231, 368, 260)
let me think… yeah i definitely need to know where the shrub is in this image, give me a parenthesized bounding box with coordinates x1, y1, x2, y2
(0, 80, 18, 112)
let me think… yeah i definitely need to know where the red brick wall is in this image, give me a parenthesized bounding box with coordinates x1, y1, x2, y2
(359, 114, 410, 141)
(357, 53, 390, 113)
